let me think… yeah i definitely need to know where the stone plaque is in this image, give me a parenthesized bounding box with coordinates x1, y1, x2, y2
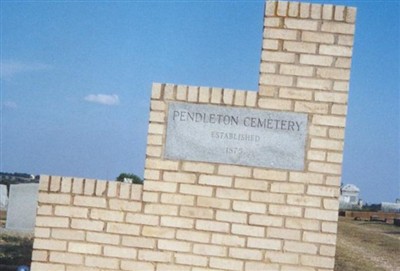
(165, 102, 308, 170)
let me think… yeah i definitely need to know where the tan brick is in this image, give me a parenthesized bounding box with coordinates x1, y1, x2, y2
(259, 73, 294, 86)
(74, 195, 106, 208)
(212, 233, 245, 247)
(196, 219, 229, 233)
(161, 216, 194, 229)
(216, 188, 249, 200)
(259, 85, 277, 97)
(157, 264, 191, 271)
(335, 5, 345, 21)
(268, 227, 301, 241)
(300, 2, 310, 18)
(322, 4, 333, 20)
(307, 150, 326, 161)
(289, 172, 324, 184)
(321, 21, 355, 34)
(34, 238, 67, 251)
(287, 195, 321, 208)
(263, 28, 298, 40)
(95, 180, 107, 196)
(90, 208, 123, 222)
(193, 244, 227, 257)
(305, 208, 338, 222)
(246, 262, 280, 271)
(232, 224, 265, 237)
(49, 176, 61, 192)
(83, 178, 96, 195)
(31, 262, 65, 271)
(175, 254, 208, 267)
(126, 213, 159, 226)
(107, 181, 118, 197)
(198, 196, 230, 209)
(248, 237, 282, 251)
(262, 51, 296, 64)
(297, 77, 331, 90)
(147, 134, 162, 145)
(345, 7, 357, 23)
(149, 111, 165, 123)
(70, 218, 104, 231)
(308, 161, 342, 174)
(145, 203, 178, 216)
(198, 86, 210, 103)
(211, 87, 222, 104)
(146, 158, 179, 171)
(188, 86, 199, 102)
(223, 89, 234, 105)
(233, 200, 266, 214)
(302, 31, 334, 44)
(31, 250, 48, 261)
(327, 152, 343, 163)
(148, 123, 164, 135)
(249, 214, 283, 227)
(329, 128, 345, 139)
(286, 218, 320, 231)
(331, 104, 348, 115)
(265, 251, 299, 264)
(54, 205, 89, 218)
(301, 255, 335, 269)
(322, 221, 338, 233)
(245, 91, 257, 107)
(38, 193, 71, 205)
(333, 81, 349, 92)
(109, 199, 142, 212)
(86, 232, 119, 245)
(280, 64, 314, 77)
(142, 226, 175, 239)
(317, 67, 350, 80)
(199, 174, 233, 187)
(271, 183, 305, 194)
(315, 91, 348, 103)
(180, 206, 214, 219)
(299, 54, 333, 67)
(309, 125, 328, 137)
(104, 245, 137, 259)
(138, 250, 172, 262)
(164, 172, 196, 184)
(182, 161, 215, 174)
(210, 257, 244, 271)
(230, 247, 263, 260)
(234, 177, 269, 191)
(151, 100, 166, 111)
(177, 229, 210, 243)
(288, 2, 299, 17)
(335, 57, 352, 68)
(122, 236, 156, 249)
(310, 4, 322, 19)
(106, 222, 141, 235)
(146, 146, 162, 157)
(234, 90, 246, 106)
(68, 242, 101, 255)
(180, 184, 213, 197)
(144, 180, 177, 193)
(51, 229, 85, 241)
(216, 210, 247, 224)
(264, 17, 282, 27)
(269, 204, 302, 217)
(218, 165, 252, 177)
(294, 101, 329, 114)
(121, 260, 155, 271)
(326, 176, 341, 186)
(158, 239, 191, 252)
(279, 88, 313, 101)
(311, 138, 344, 151)
(151, 83, 162, 99)
(258, 98, 292, 110)
(320, 245, 336, 257)
(144, 169, 160, 180)
(284, 18, 318, 31)
(260, 62, 278, 74)
(161, 193, 194, 206)
(34, 227, 50, 238)
(37, 205, 52, 215)
(251, 191, 285, 204)
(284, 241, 318, 254)
(71, 178, 84, 194)
(263, 39, 279, 50)
(86, 256, 119, 269)
(176, 85, 187, 101)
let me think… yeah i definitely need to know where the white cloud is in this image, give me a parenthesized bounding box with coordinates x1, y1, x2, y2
(84, 94, 120, 106)
(3, 101, 17, 109)
(1, 60, 51, 80)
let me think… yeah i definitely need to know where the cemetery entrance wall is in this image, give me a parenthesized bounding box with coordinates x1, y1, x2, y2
(31, 1, 356, 270)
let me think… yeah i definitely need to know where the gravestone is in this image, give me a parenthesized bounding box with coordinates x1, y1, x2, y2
(0, 184, 8, 210)
(6, 183, 39, 231)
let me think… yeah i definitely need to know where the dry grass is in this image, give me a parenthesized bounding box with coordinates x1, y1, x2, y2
(335, 217, 400, 271)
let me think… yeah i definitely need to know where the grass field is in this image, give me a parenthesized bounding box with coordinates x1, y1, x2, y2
(0, 217, 399, 271)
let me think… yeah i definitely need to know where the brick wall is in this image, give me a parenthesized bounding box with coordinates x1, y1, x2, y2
(31, 1, 356, 271)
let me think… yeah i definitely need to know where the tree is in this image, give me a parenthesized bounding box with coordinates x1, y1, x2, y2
(116, 173, 143, 184)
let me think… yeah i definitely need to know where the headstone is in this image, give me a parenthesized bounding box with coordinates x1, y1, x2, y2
(0, 184, 8, 210)
(6, 183, 39, 231)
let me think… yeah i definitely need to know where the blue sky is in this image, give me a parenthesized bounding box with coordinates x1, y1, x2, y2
(1, 0, 399, 203)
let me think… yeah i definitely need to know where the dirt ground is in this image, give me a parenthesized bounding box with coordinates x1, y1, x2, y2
(335, 217, 400, 271)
